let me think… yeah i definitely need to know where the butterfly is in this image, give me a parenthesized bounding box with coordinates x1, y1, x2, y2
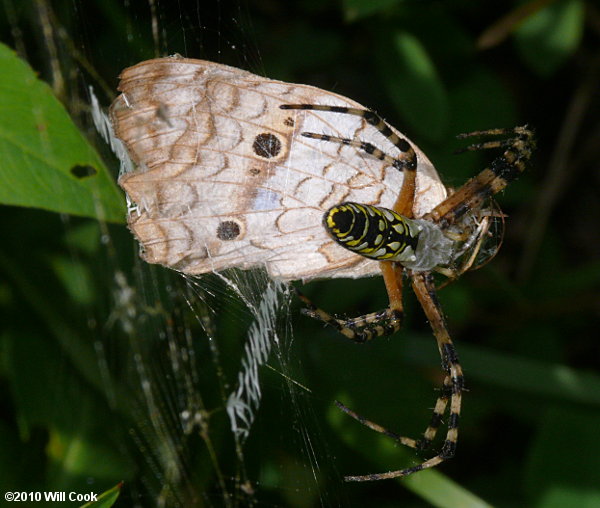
(110, 56, 447, 281)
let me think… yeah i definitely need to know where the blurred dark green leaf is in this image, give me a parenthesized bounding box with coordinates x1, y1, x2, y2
(379, 31, 449, 142)
(514, 0, 584, 77)
(525, 407, 600, 507)
(3, 328, 132, 491)
(50, 255, 95, 306)
(260, 23, 343, 80)
(448, 69, 517, 135)
(343, 0, 400, 21)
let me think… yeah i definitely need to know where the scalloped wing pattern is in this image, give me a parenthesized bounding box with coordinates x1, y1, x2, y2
(110, 57, 447, 281)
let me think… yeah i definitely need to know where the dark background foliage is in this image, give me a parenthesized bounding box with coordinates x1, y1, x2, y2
(1, 0, 599, 506)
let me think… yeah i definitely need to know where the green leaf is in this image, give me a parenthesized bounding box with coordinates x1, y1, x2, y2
(514, 0, 584, 77)
(80, 482, 122, 508)
(50, 255, 95, 306)
(0, 42, 125, 222)
(378, 31, 449, 142)
(402, 470, 494, 508)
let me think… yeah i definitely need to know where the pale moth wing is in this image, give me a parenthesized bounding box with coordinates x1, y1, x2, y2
(110, 56, 447, 281)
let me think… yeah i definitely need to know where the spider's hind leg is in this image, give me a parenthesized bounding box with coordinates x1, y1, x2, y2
(344, 273, 464, 482)
(417, 376, 453, 451)
(333, 373, 452, 454)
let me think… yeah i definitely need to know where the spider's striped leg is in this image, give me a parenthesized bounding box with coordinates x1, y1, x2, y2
(333, 373, 452, 453)
(411, 273, 463, 468)
(300, 132, 408, 171)
(424, 126, 535, 228)
(345, 376, 454, 458)
(345, 273, 464, 482)
(455, 126, 526, 143)
(454, 128, 523, 153)
(417, 375, 453, 451)
(334, 399, 419, 449)
(280, 104, 417, 171)
(375, 155, 416, 332)
(294, 286, 403, 344)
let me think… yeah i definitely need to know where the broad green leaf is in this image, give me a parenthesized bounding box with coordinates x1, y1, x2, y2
(0, 42, 125, 222)
(378, 31, 449, 142)
(403, 469, 494, 508)
(514, 0, 584, 77)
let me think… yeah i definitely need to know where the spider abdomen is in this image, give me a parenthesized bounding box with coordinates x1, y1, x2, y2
(324, 202, 454, 271)
(324, 202, 419, 263)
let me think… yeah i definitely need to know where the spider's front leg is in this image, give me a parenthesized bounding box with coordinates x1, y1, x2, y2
(280, 104, 418, 172)
(424, 126, 535, 228)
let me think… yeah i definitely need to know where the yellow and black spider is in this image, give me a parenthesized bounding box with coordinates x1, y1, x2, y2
(282, 104, 535, 482)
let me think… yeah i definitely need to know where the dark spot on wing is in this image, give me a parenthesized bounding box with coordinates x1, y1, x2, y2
(217, 220, 241, 240)
(253, 133, 282, 158)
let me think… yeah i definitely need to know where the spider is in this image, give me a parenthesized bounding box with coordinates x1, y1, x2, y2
(281, 103, 535, 482)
